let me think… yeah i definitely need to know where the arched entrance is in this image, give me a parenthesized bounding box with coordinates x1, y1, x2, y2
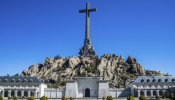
(140, 90, 144, 96)
(17, 91, 21, 97)
(4, 91, 8, 97)
(11, 91, 15, 97)
(153, 90, 157, 96)
(24, 91, 28, 97)
(85, 88, 90, 97)
(147, 91, 151, 97)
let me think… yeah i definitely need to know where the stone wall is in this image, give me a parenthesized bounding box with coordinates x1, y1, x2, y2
(44, 88, 64, 98)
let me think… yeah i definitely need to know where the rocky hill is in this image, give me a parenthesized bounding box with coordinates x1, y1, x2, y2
(21, 54, 161, 88)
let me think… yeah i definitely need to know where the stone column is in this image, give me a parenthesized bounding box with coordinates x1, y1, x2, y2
(150, 90, 153, 97)
(21, 90, 24, 97)
(2, 91, 4, 97)
(138, 90, 140, 97)
(28, 91, 31, 97)
(144, 90, 147, 97)
(15, 90, 17, 97)
(34, 91, 37, 97)
(130, 87, 134, 96)
(156, 90, 159, 97)
(163, 90, 165, 93)
(8, 90, 11, 97)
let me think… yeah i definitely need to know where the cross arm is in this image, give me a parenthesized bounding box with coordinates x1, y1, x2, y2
(79, 8, 96, 13)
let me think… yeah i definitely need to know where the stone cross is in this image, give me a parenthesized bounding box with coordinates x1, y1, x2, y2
(79, 2, 96, 45)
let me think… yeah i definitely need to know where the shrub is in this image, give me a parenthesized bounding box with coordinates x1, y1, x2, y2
(102, 96, 106, 100)
(13, 97, 17, 100)
(60, 81, 66, 86)
(8, 97, 11, 100)
(62, 96, 68, 100)
(0, 96, 3, 100)
(40, 96, 48, 100)
(69, 97, 73, 100)
(28, 96, 35, 100)
(107, 96, 113, 100)
(162, 94, 166, 98)
(127, 96, 135, 100)
(139, 96, 146, 100)
(172, 97, 175, 100)
(156, 95, 160, 100)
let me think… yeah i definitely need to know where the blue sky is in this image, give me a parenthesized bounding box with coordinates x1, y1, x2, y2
(0, 0, 175, 76)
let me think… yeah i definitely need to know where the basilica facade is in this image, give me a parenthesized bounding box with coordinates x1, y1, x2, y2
(0, 76, 175, 99)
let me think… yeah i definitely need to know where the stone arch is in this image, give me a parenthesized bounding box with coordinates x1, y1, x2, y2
(31, 91, 34, 96)
(141, 79, 144, 82)
(11, 90, 15, 97)
(159, 90, 163, 96)
(24, 91, 28, 97)
(4, 90, 8, 97)
(165, 79, 168, 82)
(17, 91, 21, 97)
(146, 90, 151, 96)
(152, 79, 156, 82)
(158, 79, 161, 82)
(85, 88, 90, 97)
(153, 90, 157, 96)
(140, 90, 144, 96)
(147, 79, 150, 82)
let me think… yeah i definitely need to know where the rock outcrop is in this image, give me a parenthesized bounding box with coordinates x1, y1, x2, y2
(21, 54, 161, 88)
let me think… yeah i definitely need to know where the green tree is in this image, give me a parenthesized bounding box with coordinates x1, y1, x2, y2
(127, 96, 135, 100)
(156, 95, 160, 100)
(172, 97, 175, 100)
(102, 97, 106, 100)
(62, 96, 68, 100)
(28, 96, 35, 100)
(14, 73, 19, 77)
(40, 96, 48, 100)
(13, 96, 17, 100)
(139, 96, 146, 100)
(69, 97, 73, 100)
(8, 97, 12, 100)
(0, 96, 3, 100)
(107, 96, 113, 100)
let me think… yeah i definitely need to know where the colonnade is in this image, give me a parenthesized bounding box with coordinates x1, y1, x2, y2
(137, 89, 166, 97)
(0, 90, 38, 98)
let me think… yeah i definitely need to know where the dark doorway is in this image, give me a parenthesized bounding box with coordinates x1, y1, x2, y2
(4, 91, 8, 97)
(85, 88, 90, 97)
(11, 91, 15, 97)
(24, 91, 28, 97)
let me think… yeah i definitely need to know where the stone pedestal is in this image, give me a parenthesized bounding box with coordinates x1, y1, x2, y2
(65, 81, 78, 98)
(98, 81, 109, 98)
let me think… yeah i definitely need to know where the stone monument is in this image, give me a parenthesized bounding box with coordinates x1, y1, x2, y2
(79, 2, 96, 57)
